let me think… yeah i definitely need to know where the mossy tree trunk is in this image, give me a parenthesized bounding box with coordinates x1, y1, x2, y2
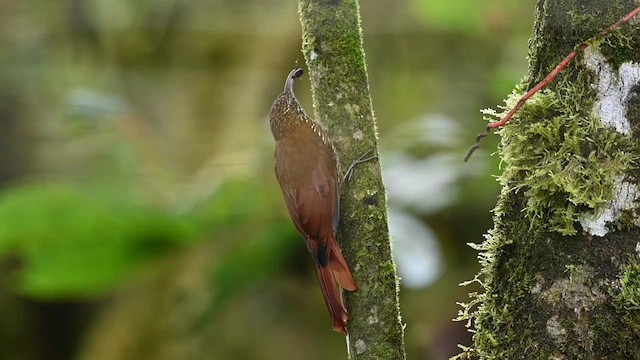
(458, 1, 640, 359)
(297, 1, 406, 359)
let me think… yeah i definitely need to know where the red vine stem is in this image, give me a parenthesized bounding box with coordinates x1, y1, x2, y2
(486, 47, 582, 129)
(465, 6, 640, 161)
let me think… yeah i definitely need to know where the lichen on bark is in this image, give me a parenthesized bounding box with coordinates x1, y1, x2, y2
(456, 1, 640, 359)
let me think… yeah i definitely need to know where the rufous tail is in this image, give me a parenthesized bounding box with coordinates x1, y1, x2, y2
(314, 238, 357, 334)
(328, 239, 357, 291)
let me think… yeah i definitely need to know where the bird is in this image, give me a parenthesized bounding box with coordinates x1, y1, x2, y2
(269, 68, 357, 334)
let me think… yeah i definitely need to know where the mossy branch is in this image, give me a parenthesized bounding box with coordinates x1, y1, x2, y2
(297, 0, 406, 358)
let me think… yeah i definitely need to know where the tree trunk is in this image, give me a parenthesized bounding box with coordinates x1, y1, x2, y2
(297, 1, 406, 359)
(458, 1, 640, 359)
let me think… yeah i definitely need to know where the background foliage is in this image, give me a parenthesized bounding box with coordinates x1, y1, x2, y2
(0, 0, 535, 358)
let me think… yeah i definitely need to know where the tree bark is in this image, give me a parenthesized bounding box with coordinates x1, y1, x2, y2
(297, 1, 406, 359)
(458, 1, 640, 359)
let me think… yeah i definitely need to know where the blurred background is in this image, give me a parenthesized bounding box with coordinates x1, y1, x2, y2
(0, 0, 536, 359)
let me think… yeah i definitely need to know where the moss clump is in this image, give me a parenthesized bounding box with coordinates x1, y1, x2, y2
(456, 3, 640, 359)
(486, 68, 636, 235)
(599, 26, 640, 69)
(456, 67, 638, 359)
(616, 260, 640, 348)
(617, 260, 640, 310)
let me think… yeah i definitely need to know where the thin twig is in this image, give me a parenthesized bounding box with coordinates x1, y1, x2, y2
(464, 5, 640, 161)
(464, 126, 492, 162)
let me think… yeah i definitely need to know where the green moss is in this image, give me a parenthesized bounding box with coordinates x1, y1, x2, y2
(457, 2, 640, 359)
(488, 67, 637, 236)
(457, 43, 638, 360)
(463, 213, 539, 358)
(526, 0, 638, 84)
(599, 26, 640, 69)
(590, 260, 640, 358)
(610, 209, 639, 232)
(618, 260, 640, 310)
(455, 191, 545, 360)
(458, 75, 639, 356)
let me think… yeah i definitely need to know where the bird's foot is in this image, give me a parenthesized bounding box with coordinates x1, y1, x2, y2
(342, 149, 377, 184)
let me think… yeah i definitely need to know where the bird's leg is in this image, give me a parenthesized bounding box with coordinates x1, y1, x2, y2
(342, 149, 377, 184)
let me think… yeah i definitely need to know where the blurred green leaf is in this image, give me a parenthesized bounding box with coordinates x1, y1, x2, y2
(415, 0, 484, 33)
(211, 218, 296, 306)
(194, 179, 283, 229)
(411, 0, 530, 35)
(187, 180, 300, 325)
(193, 180, 297, 298)
(0, 183, 198, 299)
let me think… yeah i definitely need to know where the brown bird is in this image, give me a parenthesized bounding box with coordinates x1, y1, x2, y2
(269, 68, 357, 334)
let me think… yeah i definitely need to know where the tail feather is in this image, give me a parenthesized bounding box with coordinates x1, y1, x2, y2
(313, 237, 357, 334)
(314, 264, 350, 334)
(328, 241, 357, 291)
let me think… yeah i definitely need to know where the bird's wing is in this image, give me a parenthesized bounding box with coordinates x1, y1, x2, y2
(282, 163, 337, 261)
(275, 125, 357, 293)
(275, 128, 338, 264)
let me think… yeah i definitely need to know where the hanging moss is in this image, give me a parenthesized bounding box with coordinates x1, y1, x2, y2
(486, 67, 637, 236)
